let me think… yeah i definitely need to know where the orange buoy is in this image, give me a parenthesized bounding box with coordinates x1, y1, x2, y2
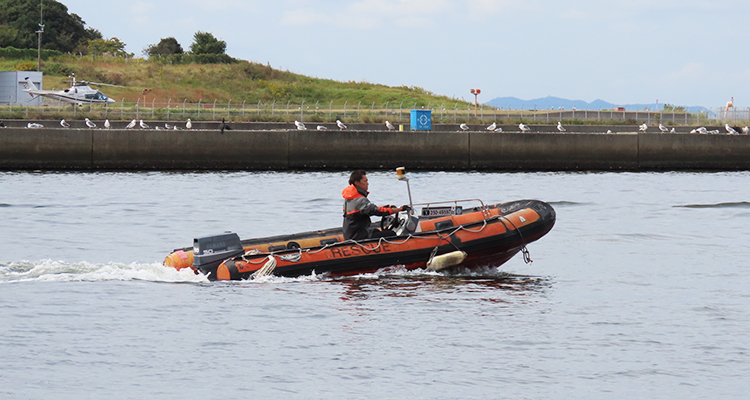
(163, 249, 194, 271)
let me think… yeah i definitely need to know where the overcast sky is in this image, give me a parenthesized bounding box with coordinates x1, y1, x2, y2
(58, 0, 749, 108)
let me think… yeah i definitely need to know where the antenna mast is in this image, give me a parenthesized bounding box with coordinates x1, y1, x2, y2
(36, 0, 44, 71)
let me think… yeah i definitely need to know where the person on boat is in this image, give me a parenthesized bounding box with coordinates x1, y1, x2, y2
(343, 170, 407, 241)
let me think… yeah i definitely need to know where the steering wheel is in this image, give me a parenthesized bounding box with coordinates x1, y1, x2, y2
(380, 211, 401, 231)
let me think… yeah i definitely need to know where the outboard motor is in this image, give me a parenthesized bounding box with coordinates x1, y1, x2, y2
(193, 232, 244, 279)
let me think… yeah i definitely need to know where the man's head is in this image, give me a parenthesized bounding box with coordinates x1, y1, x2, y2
(349, 170, 369, 191)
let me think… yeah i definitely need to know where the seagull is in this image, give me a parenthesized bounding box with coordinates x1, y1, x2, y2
(725, 124, 738, 134)
(0, 120, 6, 128)
(27, 122, 43, 128)
(186, 118, 192, 129)
(696, 127, 708, 134)
(519, 123, 531, 132)
(557, 121, 566, 132)
(60, 119, 70, 128)
(385, 121, 395, 130)
(494, 127, 503, 132)
(220, 118, 231, 134)
(316, 125, 328, 131)
(743, 126, 749, 134)
(708, 129, 720, 134)
(639, 123, 648, 132)
(125, 119, 136, 129)
(336, 120, 347, 130)
(670, 127, 676, 133)
(104, 119, 111, 129)
(164, 123, 174, 130)
(459, 123, 469, 131)
(294, 120, 307, 130)
(85, 118, 96, 128)
(486, 122, 497, 131)
(606, 130, 613, 134)
(658, 123, 668, 132)
(139, 119, 149, 129)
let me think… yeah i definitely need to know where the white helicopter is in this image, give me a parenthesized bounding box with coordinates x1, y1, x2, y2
(22, 74, 117, 106)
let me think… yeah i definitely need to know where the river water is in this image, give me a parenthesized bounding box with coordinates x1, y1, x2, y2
(1, 170, 748, 399)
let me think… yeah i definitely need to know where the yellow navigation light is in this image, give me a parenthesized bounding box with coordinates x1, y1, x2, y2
(396, 167, 407, 181)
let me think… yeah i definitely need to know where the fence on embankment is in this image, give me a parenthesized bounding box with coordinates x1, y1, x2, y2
(0, 100, 734, 126)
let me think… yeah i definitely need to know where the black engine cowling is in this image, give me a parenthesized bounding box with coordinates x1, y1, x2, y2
(192, 232, 244, 279)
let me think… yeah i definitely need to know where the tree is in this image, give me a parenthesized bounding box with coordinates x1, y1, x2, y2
(145, 37, 183, 57)
(86, 37, 131, 58)
(663, 103, 686, 113)
(0, 0, 98, 53)
(189, 31, 226, 55)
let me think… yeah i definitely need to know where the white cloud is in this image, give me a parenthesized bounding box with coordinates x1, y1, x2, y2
(463, 0, 538, 19)
(282, 0, 451, 29)
(130, 1, 155, 26)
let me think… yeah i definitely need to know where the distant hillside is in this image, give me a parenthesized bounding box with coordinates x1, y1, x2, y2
(486, 95, 709, 114)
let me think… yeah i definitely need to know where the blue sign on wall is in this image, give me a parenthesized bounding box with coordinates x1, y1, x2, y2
(410, 109, 432, 131)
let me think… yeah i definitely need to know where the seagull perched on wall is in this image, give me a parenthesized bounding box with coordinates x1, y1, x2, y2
(519, 123, 531, 133)
(125, 119, 136, 129)
(294, 120, 307, 130)
(220, 118, 231, 134)
(140, 120, 149, 129)
(336, 120, 347, 130)
(486, 122, 497, 131)
(85, 118, 96, 128)
(104, 119, 111, 129)
(639, 123, 648, 132)
(658, 123, 668, 132)
(670, 127, 676, 133)
(557, 121, 565, 132)
(316, 125, 327, 131)
(27, 122, 43, 128)
(743, 126, 749, 134)
(459, 123, 469, 131)
(385, 121, 395, 130)
(186, 118, 192, 130)
(494, 127, 503, 132)
(725, 124, 738, 134)
(60, 119, 70, 128)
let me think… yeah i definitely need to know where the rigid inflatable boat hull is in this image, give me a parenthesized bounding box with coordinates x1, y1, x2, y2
(212, 199, 555, 280)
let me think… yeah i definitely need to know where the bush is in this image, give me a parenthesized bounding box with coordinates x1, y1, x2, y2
(146, 53, 237, 65)
(44, 62, 74, 76)
(0, 46, 61, 60)
(14, 61, 37, 71)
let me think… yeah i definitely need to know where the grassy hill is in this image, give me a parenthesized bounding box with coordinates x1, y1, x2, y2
(1, 57, 470, 109)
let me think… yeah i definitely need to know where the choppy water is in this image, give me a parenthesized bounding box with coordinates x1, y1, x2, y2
(1, 171, 748, 399)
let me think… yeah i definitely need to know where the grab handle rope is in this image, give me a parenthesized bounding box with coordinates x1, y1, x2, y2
(499, 216, 532, 265)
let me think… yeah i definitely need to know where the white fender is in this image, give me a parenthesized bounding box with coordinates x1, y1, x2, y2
(426, 251, 467, 271)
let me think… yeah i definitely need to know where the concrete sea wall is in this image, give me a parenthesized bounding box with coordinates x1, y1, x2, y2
(2, 127, 749, 171)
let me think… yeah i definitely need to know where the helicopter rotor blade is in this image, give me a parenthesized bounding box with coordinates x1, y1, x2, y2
(78, 80, 126, 88)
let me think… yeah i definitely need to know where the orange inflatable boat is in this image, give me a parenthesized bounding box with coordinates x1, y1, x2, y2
(164, 198, 555, 281)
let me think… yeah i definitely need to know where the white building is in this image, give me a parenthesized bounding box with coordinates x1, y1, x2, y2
(0, 71, 43, 106)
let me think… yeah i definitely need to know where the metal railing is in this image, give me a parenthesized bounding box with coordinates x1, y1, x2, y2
(1, 98, 747, 126)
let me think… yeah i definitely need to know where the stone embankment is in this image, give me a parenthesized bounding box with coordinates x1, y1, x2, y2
(1, 122, 748, 170)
